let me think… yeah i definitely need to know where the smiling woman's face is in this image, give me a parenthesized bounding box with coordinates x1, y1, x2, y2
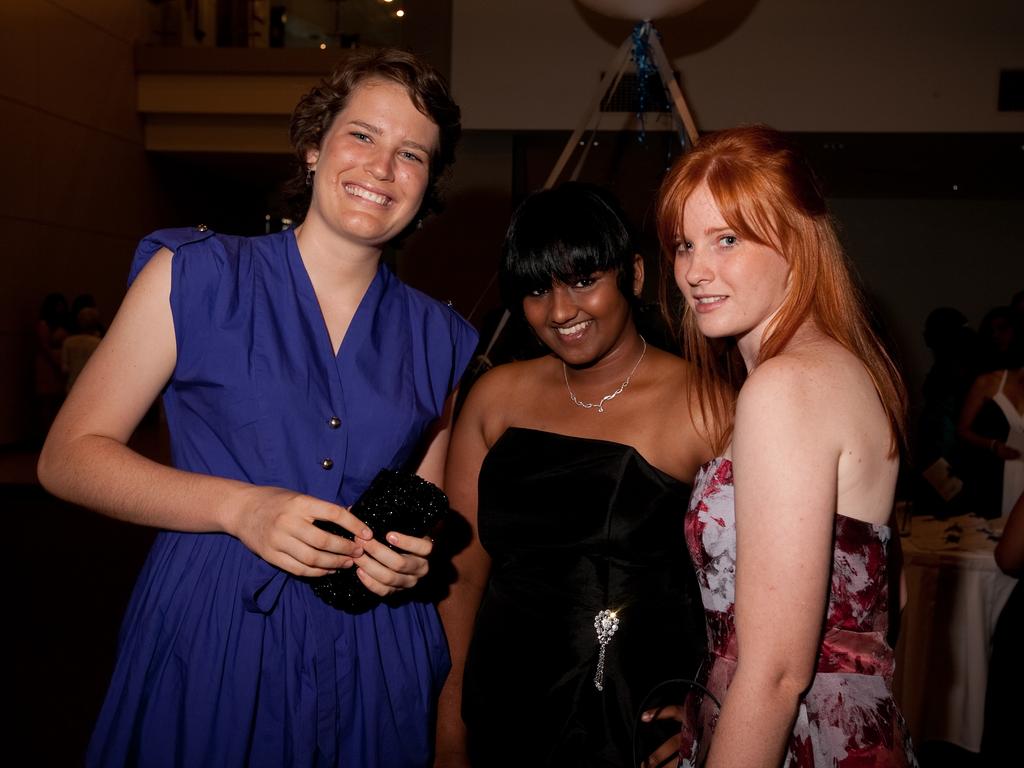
(674, 181, 791, 357)
(304, 78, 440, 248)
(521, 261, 641, 370)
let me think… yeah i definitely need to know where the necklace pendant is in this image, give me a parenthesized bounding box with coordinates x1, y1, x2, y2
(562, 337, 647, 415)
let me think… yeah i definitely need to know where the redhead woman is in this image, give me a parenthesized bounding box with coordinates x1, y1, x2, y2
(649, 125, 917, 767)
(38, 49, 476, 767)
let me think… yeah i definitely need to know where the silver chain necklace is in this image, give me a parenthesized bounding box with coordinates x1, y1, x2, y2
(562, 337, 647, 414)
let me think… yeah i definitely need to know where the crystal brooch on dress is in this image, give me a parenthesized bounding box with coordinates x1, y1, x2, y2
(593, 609, 620, 691)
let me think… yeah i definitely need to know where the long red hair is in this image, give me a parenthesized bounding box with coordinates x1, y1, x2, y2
(657, 125, 907, 455)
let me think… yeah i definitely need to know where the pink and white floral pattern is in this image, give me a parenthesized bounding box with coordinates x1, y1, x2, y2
(680, 458, 918, 767)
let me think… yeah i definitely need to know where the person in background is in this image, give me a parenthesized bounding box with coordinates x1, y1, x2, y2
(995, 492, 1024, 576)
(977, 305, 1018, 373)
(69, 293, 105, 335)
(33, 292, 70, 440)
(38, 48, 476, 767)
(435, 183, 711, 767)
(1009, 289, 1024, 328)
(61, 305, 103, 392)
(914, 307, 977, 514)
(980, 490, 1022, 766)
(957, 332, 1023, 519)
(652, 125, 916, 767)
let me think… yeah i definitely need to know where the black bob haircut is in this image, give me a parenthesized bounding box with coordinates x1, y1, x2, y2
(499, 182, 639, 313)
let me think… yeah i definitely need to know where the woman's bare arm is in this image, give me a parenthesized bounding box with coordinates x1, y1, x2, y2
(38, 248, 371, 578)
(704, 359, 837, 768)
(958, 373, 1020, 459)
(433, 378, 497, 767)
(995, 491, 1024, 576)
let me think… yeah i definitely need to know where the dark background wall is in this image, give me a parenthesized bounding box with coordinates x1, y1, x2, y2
(3, 1, 1022, 447)
(1, 1, 1021, 764)
(0, 1, 160, 444)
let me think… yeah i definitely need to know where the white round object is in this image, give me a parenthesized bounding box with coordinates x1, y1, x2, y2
(576, 0, 709, 21)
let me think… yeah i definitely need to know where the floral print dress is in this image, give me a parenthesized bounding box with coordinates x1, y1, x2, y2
(680, 458, 918, 767)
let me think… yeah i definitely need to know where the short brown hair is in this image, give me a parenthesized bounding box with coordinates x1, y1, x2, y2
(286, 48, 461, 224)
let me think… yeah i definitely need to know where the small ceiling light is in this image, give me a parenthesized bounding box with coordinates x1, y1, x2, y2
(383, 0, 393, 3)
(396, 9, 405, 17)
(319, 42, 327, 50)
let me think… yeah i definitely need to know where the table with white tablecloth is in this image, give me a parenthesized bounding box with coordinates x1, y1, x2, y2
(893, 514, 1017, 752)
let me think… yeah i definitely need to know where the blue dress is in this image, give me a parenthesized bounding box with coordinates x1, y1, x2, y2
(86, 227, 478, 768)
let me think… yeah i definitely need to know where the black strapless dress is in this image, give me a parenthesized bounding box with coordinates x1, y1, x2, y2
(463, 428, 706, 767)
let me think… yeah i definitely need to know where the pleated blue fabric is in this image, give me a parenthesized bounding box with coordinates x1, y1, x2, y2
(87, 227, 477, 767)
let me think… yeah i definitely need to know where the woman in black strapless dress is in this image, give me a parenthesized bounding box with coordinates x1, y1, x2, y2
(434, 183, 713, 767)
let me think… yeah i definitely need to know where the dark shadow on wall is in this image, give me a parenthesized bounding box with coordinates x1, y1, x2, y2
(510, 129, 687, 307)
(148, 152, 295, 236)
(11, 485, 156, 765)
(11, 415, 168, 762)
(397, 186, 515, 328)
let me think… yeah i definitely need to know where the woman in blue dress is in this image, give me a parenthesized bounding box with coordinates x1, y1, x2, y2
(38, 49, 477, 767)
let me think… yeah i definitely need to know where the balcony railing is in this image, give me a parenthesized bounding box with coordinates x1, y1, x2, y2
(135, 1, 450, 153)
(144, 0, 406, 50)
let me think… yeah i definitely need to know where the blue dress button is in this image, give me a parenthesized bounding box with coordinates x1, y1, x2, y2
(321, 458, 334, 470)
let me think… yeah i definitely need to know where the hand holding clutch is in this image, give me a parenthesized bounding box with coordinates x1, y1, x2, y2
(307, 469, 449, 612)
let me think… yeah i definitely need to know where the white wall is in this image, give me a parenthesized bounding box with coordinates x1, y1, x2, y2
(452, 0, 1024, 132)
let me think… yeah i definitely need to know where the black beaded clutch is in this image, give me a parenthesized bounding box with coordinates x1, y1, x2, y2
(307, 469, 449, 613)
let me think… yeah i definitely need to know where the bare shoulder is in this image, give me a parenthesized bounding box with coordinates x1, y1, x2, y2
(738, 341, 873, 442)
(639, 347, 703, 423)
(638, 347, 714, 471)
(142, 245, 174, 270)
(131, 246, 174, 288)
(746, 340, 865, 401)
(459, 357, 551, 442)
(738, 353, 817, 408)
(468, 357, 546, 400)
(648, 345, 695, 375)
(969, 369, 1004, 397)
(645, 346, 697, 393)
